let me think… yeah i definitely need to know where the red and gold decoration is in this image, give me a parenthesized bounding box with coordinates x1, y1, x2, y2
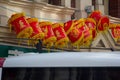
(109, 23, 117, 29)
(85, 18, 97, 39)
(27, 18, 44, 44)
(68, 26, 83, 47)
(82, 27, 92, 47)
(52, 23, 69, 48)
(8, 13, 33, 38)
(74, 18, 85, 29)
(8, 10, 115, 50)
(89, 10, 109, 32)
(39, 21, 56, 48)
(64, 20, 74, 35)
(73, 19, 92, 47)
(111, 24, 120, 41)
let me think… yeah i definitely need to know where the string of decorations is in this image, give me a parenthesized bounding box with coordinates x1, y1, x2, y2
(7, 10, 120, 50)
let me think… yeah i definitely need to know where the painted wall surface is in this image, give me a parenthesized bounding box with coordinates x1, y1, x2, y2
(0, 1, 74, 26)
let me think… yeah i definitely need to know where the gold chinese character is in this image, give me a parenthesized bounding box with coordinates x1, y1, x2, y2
(19, 20, 25, 29)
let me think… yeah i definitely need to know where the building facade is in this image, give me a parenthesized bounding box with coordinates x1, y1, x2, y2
(0, 0, 120, 52)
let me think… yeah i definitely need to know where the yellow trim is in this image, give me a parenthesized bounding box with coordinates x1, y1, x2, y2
(88, 10, 101, 18)
(29, 40, 39, 45)
(66, 21, 74, 35)
(43, 36, 56, 47)
(97, 16, 109, 32)
(43, 36, 56, 49)
(17, 27, 33, 38)
(84, 35, 92, 42)
(77, 18, 85, 24)
(84, 30, 93, 41)
(84, 41, 92, 47)
(27, 18, 38, 23)
(39, 21, 52, 27)
(85, 18, 96, 25)
(31, 32, 45, 39)
(55, 37, 69, 48)
(52, 23, 60, 29)
(109, 23, 117, 29)
(59, 23, 64, 27)
(8, 13, 25, 24)
(72, 33, 83, 46)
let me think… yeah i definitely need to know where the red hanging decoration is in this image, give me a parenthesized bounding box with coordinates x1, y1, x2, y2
(27, 18, 44, 44)
(52, 23, 69, 48)
(64, 20, 74, 35)
(89, 10, 109, 32)
(39, 21, 56, 48)
(8, 13, 33, 38)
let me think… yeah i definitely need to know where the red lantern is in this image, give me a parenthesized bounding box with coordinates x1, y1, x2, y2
(8, 13, 33, 38)
(27, 18, 44, 39)
(76, 22, 92, 47)
(74, 18, 85, 29)
(85, 18, 97, 39)
(68, 27, 83, 47)
(85, 18, 96, 30)
(27, 18, 44, 44)
(83, 29, 92, 46)
(111, 25, 120, 41)
(89, 10, 109, 32)
(64, 20, 74, 35)
(97, 16, 109, 31)
(89, 10, 101, 23)
(52, 23, 69, 48)
(39, 21, 56, 48)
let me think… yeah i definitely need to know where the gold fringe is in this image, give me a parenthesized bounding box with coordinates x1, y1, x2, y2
(8, 13, 25, 24)
(27, 18, 38, 23)
(17, 27, 33, 38)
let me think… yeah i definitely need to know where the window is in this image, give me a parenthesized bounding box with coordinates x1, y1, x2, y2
(71, 0, 76, 8)
(92, 0, 96, 10)
(48, 0, 61, 6)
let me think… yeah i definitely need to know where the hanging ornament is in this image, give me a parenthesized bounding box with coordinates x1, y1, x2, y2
(52, 23, 69, 48)
(39, 21, 56, 48)
(8, 13, 33, 38)
(111, 24, 120, 42)
(83, 28, 92, 47)
(27, 18, 44, 44)
(89, 10, 109, 32)
(64, 20, 74, 35)
(75, 19, 92, 47)
(85, 18, 96, 30)
(74, 18, 85, 29)
(85, 18, 97, 39)
(68, 26, 83, 48)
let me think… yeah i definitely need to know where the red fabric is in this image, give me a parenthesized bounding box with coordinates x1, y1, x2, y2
(41, 25, 55, 40)
(68, 27, 82, 43)
(89, 11, 101, 23)
(53, 25, 67, 41)
(85, 22, 96, 30)
(64, 20, 73, 33)
(29, 22, 43, 37)
(97, 16, 109, 31)
(0, 58, 5, 67)
(11, 17, 30, 34)
(111, 27, 120, 38)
